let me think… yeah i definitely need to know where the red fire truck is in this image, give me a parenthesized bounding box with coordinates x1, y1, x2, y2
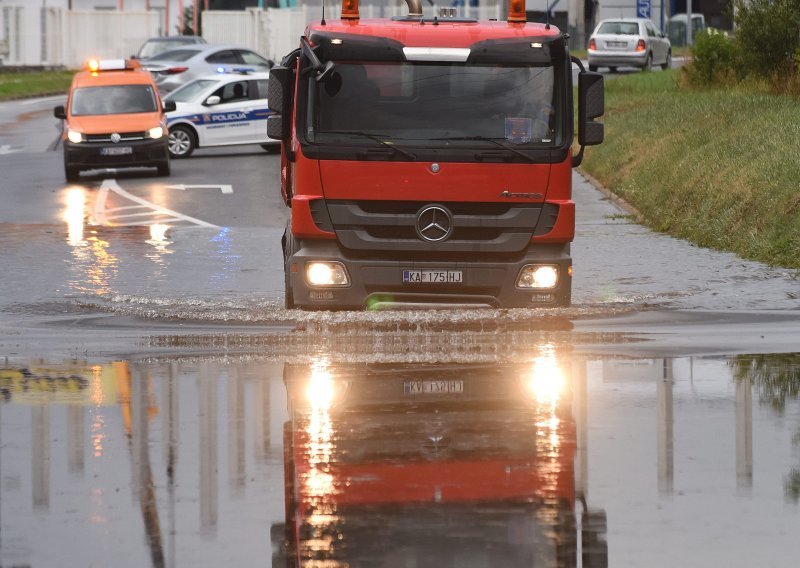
(273, 360, 608, 567)
(267, 0, 604, 309)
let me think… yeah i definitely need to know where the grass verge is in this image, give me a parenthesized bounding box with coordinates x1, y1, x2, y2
(0, 70, 73, 101)
(581, 69, 800, 269)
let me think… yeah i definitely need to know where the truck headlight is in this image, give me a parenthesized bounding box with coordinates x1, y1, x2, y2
(306, 261, 350, 287)
(516, 265, 559, 289)
(67, 129, 84, 144)
(147, 126, 164, 139)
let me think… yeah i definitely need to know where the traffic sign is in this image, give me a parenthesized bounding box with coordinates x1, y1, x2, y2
(637, 0, 651, 19)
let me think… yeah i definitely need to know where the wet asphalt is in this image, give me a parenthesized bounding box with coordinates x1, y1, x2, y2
(0, 95, 799, 567)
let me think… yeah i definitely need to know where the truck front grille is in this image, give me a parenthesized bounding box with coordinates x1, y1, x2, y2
(326, 200, 549, 254)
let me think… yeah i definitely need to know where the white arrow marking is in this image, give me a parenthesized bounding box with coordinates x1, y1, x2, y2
(0, 144, 23, 155)
(94, 179, 219, 228)
(166, 183, 233, 194)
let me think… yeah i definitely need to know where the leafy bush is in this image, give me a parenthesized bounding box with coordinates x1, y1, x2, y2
(734, 0, 800, 78)
(688, 0, 800, 91)
(686, 30, 736, 85)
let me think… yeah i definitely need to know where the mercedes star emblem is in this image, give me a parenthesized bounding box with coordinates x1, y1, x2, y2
(415, 205, 453, 243)
(110, 133, 121, 143)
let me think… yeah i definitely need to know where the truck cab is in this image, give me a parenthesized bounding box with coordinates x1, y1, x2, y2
(268, 0, 604, 310)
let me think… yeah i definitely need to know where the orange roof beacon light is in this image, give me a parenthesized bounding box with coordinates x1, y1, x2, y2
(508, 0, 526, 23)
(82, 58, 140, 73)
(341, 0, 359, 20)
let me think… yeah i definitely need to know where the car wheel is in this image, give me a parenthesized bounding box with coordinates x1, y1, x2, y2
(643, 53, 653, 72)
(662, 50, 672, 70)
(65, 163, 80, 183)
(168, 125, 196, 158)
(608, 66, 617, 73)
(588, 64, 598, 72)
(157, 159, 171, 177)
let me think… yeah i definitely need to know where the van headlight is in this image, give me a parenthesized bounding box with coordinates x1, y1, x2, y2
(147, 126, 164, 139)
(67, 129, 84, 144)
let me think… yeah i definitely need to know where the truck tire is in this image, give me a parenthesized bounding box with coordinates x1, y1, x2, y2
(283, 225, 296, 309)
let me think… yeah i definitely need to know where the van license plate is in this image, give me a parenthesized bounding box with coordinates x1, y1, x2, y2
(404, 380, 464, 395)
(101, 146, 133, 156)
(402, 270, 462, 284)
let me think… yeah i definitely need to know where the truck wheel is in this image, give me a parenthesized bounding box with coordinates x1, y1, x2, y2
(608, 66, 617, 73)
(283, 226, 296, 309)
(588, 64, 598, 72)
(284, 269, 295, 309)
(168, 125, 196, 158)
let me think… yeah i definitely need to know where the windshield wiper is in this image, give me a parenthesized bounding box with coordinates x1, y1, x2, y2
(430, 136, 536, 163)
(315, 130, 416, 161)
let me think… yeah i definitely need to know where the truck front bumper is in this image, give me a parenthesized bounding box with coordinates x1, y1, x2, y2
(287, 239, 572, 309)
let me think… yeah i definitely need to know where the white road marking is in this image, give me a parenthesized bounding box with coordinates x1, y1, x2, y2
(0, 144, 23, 155)
(166, 183, 233, 194)
(91, 179, 219, 229)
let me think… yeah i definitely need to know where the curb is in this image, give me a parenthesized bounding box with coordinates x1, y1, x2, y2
(578, 169, 645, 222)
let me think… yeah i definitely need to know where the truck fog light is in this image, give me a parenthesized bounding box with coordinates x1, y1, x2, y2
(516, 265, 559, 289)
(306, 261, 350, 287)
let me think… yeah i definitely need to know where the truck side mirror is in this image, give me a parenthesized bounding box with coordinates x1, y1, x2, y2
(268, 66, 292, 141)
(54, 105, 66, 119)
(578, 71, 604, 147)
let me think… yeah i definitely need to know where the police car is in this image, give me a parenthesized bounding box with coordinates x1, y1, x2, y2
(163, 69, 277, 158)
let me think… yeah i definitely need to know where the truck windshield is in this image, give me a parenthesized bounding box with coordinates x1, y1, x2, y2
(307, 62, 560, 148)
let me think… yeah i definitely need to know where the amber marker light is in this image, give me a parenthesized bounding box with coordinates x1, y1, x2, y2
(508, 0, 526, 23)
(341, 0, 360, 20)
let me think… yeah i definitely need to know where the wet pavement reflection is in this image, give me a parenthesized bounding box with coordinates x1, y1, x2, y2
(1, 352, 799, 567)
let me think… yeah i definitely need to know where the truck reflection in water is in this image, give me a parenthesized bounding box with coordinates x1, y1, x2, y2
(276, 353, 608, 567)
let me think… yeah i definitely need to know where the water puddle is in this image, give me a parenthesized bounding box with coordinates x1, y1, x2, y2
(1, 352, 798, 567)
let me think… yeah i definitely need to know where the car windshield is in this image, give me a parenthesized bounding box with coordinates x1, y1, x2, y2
(70, 85, 158, 116)
(138, 39, 198, 59)
(308, 62, 560, 147)
(165, 79, 220, 103)
(597, 22, 640, 35)
(148, 49, 200, 62)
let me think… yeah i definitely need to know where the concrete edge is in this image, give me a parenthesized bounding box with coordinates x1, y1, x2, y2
(578, 168, 645, 222)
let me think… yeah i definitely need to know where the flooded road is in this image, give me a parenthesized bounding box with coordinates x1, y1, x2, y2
(2, 97, 799, 566)
(2, 354, 799, 567)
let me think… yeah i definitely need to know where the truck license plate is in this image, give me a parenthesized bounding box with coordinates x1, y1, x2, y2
(402, 270, 462, 284)
(100, 146, 133, 156)
(404, 380, 464, 395)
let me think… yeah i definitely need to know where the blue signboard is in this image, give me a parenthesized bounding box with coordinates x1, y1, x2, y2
(637, 0, 651, 19)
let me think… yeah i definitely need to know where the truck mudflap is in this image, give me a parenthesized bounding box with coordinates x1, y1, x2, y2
(285, 239, 572, 309)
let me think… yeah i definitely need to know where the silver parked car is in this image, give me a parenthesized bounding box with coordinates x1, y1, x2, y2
(141, 44, 274, 94)
(587, 18, 671, 72)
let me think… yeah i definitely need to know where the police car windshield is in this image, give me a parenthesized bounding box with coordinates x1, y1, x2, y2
(308, 62, 560, 147)
(71, 85, 158, 116)
(165, 79, 220, 103)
